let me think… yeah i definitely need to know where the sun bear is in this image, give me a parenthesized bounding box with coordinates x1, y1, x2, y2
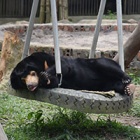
(10, 52, 135, 95)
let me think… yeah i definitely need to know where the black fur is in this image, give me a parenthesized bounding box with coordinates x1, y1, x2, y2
(10, 52, 131, 94)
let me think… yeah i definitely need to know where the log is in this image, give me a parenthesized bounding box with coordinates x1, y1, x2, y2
(113, 21, 140, 67)
(0, 31, 23, 82)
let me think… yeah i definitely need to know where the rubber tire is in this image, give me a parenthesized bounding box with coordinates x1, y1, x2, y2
(8, 86, 133, 114)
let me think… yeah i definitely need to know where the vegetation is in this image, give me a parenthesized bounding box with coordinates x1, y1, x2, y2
(0, 88, 140, 140)
(128, 69, 140, 85)
(103, 10, 116, 20)
(0, 69, 139, 140)
(128, 100, 140, 117)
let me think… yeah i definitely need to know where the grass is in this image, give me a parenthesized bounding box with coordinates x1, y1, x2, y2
(0, 91, 140, 140)
(0, 69, 140, 140)
(128, 69, 140, 85)
(127, 70, 140, 117)
(128, 100, 140, 117)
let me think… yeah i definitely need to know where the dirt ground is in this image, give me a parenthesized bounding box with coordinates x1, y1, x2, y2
(90, 85, 140, 129)
(113, 85, 140, 129)
(0, 21, 132, 52)
(29, 29, 132, 51)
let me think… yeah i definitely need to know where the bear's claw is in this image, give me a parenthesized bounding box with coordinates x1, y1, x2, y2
(124, 84, 135, 96)
(40, 71, 49, 79)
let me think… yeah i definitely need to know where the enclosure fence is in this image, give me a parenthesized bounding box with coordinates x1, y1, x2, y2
(68, 0, 100, 16)
(68, 0, 140, 16)
(0, 0, 40, 18)
(124, 0, 140, 14)
(0, 0, 140, 18)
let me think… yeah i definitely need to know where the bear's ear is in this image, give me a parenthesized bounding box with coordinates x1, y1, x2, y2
(44, 61, 49, 71)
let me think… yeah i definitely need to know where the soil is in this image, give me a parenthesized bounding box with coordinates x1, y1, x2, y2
(29, 29, 132, 51)
(113, 85, 140, 129)
(0, 20, 132, 51)
(90, 85, 140, 129)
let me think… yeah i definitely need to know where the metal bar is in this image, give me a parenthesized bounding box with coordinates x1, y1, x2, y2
(22, 0, 39, 59)
(93, 1, 96, 15)
(68, 0, 71, 16)
(88, 0, 90, 15)
(80, 0, 82, 15)
(138, 1, 140, 14)
(116, 0, 124, 71)
(136, 0, 138, 13)
(89, 0, 106, 58)
(73, 0, 75, 15)
(124, 0, 127, 14)
(50, 0, 61, 74)
(132, 0, 134, 14)
(77, 0, 79, 15)
(91, 0, 93, 15)
(82, 0, 84, 15)
(85, 0, 87, 15)
(138, 0, 139, 13)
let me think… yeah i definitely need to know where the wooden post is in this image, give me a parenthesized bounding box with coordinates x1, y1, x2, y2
(113, 21, 140, 67)
(0, 31, 23, 82)
(39, 0, 46, 23)
(46, 0, 51, 23)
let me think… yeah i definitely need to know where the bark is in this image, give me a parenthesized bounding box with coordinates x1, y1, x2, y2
(58, 0, 68, 20)
(113, 21, 140, 67)
(39, 0, 46, 23)
(46, 0, 51, 23)
(0, 31, 23, 81)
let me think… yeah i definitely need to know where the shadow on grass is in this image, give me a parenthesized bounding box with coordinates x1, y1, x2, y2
(6, 109, 140, 140)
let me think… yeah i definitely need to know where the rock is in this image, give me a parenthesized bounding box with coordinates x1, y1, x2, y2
(127, 19, 138, 24)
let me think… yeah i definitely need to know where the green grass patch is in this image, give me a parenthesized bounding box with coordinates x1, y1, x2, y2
(6, 112, 140, 140)
(0, 92, 140, 140)
(128, 100, 140, 117)
(127, 69, 140, 85)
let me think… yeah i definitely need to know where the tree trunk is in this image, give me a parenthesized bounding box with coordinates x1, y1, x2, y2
(58, 0, 68, 20)
(0, 31, 23, 82)
(113, 21, 140, 67)
(39, 0, 46, 23)
(46, 0, 51, 23)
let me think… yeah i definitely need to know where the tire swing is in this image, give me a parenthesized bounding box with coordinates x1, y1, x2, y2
(9, 0, 133, 114)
